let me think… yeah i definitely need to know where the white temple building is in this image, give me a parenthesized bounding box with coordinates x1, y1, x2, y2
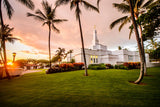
(67, 29, 150, 66)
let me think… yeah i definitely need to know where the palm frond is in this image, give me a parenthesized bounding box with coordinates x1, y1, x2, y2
(75, 4, 81, 20)
(27, 13, 45, 22)
(6, 37, 19, 44)
(52, 24, 60, 33)
(97, 0, 101, 8)
(41, 0, 51, 16)
(70, 1, 76, 10)
(129, 25, 134, 39)
(110, 16, 128, 29)
(6, 27, 14, 34)
(35, 9, 47, 19)
(142, 0, 154, 8)
(16, 0, 35, 10)
(42, 22, 48, 26)
(82, 0, 99, 13)
(113, 3, 130, 13)
(53, 19, 67, 24)
(55, 0, 70, 7)
(119, 16, 131, 31)
(3, 0, 14, 19)
(136, 0, 145, 8)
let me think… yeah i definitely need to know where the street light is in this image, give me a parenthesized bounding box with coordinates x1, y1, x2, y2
(12, 52, 16, 63)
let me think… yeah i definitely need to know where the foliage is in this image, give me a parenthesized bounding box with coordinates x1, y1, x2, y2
(115, 62, 140, 69)
(139, 0, 160, 40)
(1, 0, 34, 20)
(46, 62, 84, 74)
(118, 46, 122, 50)
(88, 63, 106, 70)
(70, 58, 75, 63)
(52, 48, 73, 63)
(149, 46, 160, 59)
(105, 64, 114, 69)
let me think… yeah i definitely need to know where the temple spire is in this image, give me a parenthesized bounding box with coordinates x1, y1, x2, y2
(92, 25, 99, 45)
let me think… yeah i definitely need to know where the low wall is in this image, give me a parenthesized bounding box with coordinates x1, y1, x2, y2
(0, 68, 23, 79)
(146, 62, 160, 67)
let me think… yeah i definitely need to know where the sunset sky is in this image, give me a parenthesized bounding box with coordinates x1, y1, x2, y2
(3, 0, 142, 60)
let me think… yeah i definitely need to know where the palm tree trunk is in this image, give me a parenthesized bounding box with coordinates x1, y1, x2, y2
(77, 4, 88, 76)
(70, 53, 71, 62)
(138, 25, 147, 75)
(0, 0, 11, 79)
(48, 23, 51, 69)
(128, 0, 144, 84)
(135, 14, 147, 75)
(0, 48, 4, 63)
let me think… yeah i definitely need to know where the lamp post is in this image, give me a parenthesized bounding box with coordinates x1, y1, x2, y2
(12, 52, 16, 63)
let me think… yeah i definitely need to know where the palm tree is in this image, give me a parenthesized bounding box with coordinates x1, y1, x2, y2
(127, 0, 145, 84)
(98, 0, 145, 83)
(111, 0, 154, 75)
(68, 49, 73, 62)
(0, 24, 19, 78)
(55, 0, 99, 76)
(118, 46, 122, 50)
(98, 0, 153, 75)
(0, 0, 34, 79)
(55, 47, 65, 64)
(27, 1, 67, 70)
(146, 38, 160, 50)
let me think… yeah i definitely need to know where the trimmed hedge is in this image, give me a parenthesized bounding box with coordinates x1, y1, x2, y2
(88, 64, 106, 70)
(46, 62, 84, 74)
(115, 62, 140, 70)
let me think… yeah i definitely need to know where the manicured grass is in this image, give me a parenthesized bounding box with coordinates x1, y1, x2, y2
(0, 67, 160, 107)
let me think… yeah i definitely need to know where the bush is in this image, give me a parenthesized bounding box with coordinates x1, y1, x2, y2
(46, 62, 84, 74)
(114, 62, 140, 70)
(88, 64, 106, 70)
(123, 62, 140, 69)
(105, 64, 114, 69)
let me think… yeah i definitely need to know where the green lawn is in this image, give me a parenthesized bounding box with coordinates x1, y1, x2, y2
(0, 67, 160, 107)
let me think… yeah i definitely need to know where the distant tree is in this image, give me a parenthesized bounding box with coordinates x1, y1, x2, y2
(27, 1, 67, 70)
(149, 47, 160, 60)
(66, 49, 73, 62)
(56, 0, 99, 76)
(146, 38, 160, 50)
(70, 58, 75, 63)
(52, 55, 59, 63)
(118, 46, 122, 50)
(15, 59, 28, 68)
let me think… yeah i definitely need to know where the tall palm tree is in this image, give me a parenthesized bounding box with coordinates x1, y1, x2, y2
(0, 0, 34, 79)
(56, 0, 99, 76)
(97, 0, 145, 83)
(127, 0, 145, 84)
(27, 1, 67, 70)
(0, 24, 19, 78)
(98, 0, 153, 75)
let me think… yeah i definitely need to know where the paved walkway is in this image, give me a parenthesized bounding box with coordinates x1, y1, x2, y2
(22, 69, 45, 75)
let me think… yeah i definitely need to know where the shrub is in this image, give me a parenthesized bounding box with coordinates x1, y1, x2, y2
(114, 62, 140, 70)
(123, 62, 140, 69)
(105, 64, 114, 69)
(73, 62, 84, 70)
(88, 64, 106, 70)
